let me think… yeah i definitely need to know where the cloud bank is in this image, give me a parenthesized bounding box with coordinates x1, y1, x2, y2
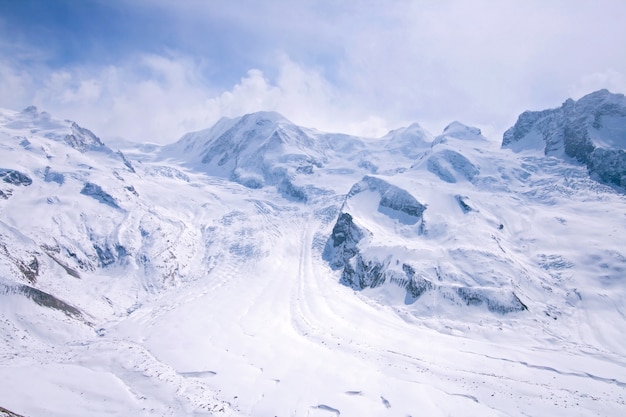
(1, 0, 625, 144)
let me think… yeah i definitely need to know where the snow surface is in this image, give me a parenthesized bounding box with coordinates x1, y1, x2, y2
(0, 102, 625, 416)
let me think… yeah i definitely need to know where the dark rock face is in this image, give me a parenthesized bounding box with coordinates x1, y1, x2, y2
(340, 254, 388, 290)
(455, 287, 527, 314)
(0, 168, 32, 186)
(323, 176, 526, 314)
(0, 405, 27, 417)
(503, 89, 626, 189)
(323, 212, 365, 270)
(277, 178, 308, 202)
(0, 239, 40, 284)
(0, 283, 84, 321)
(64, 122, 106, 152)
(17, 257, 39, 284)
(43, 166, 65, 185)
(324, 177, 429, 292)
(588, 148, 626, 188)
(117, 150, 136, 173)
(93, 243, 128, 267)
(348, 176, 426, 224)
(454, 195, 474, 214)
(402, 264, 434, 299)
(80, 183, 120, 209)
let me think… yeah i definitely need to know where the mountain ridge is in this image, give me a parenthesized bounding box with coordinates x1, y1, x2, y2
(503, 89, 626, 189)
(0, 90, 625, 416)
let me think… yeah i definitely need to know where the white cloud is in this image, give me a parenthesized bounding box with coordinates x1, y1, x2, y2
(1, 0, 626, 144)
(0, 60, 35, 109)
(570, 70, 626, 100)
(18, 55, 212, 143)
(9, 53, 391, 144)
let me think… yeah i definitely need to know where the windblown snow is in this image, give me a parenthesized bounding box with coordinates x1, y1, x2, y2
(0, 91, 625, 416)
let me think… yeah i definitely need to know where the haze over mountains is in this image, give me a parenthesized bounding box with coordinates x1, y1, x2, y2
(0, 90, 625, 416)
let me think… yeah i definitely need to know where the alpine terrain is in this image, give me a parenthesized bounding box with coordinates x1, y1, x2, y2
(0, 90, 625, 416)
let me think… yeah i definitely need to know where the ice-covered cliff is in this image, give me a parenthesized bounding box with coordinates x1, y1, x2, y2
(503, 89, 626, 189)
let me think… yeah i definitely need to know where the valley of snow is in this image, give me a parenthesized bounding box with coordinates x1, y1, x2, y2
(0, 91, 625, 416)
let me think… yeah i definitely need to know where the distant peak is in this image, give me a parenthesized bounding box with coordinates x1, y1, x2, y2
(406, 121, 425, 130)
(19, 105, 54, 123)
(403, 122, 432, 137)
(502, 89, 626, 189)
(384, 121, 430, 138)
(383, 122, 432, 157)
(585, 88, 611, 98)
(240, 111, 290, 125)
(442, 121, 482, 136)
(21, 105, 39, 115)
(575, 88, 626, 109)
(443, 121, 482, 139)
(431, 122, 485, 146)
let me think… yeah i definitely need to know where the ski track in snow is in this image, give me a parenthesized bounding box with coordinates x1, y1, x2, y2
(77, 205, 622, 417)
(1, 193, 625, 416)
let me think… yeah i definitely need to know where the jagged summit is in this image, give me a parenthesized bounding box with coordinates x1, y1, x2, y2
(503, 89, 626, 151)
(3, 105, 63, 131)
(21, 105, 42, 115)
(2, 105, 108, 152)
(503, 89, 626, 188)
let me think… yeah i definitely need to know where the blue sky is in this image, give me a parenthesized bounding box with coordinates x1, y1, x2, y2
(1, 0, 626, 143)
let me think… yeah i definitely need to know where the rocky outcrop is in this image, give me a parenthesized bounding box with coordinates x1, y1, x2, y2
(80, 182, 120, 209)
(324, 176, 427, 291)
(0, 238, 40, 284)
(0, 169, 32, 186)
(347, 176, 426, 223)
(323, 212, 366, 271)
(64, 122, 106, 152)
(0, 405, 27, 417)
(0, 282, 84, 321)
(324, 175, 527, 314)
(587, 148, 626, 188)
(503, 89, 626, 189)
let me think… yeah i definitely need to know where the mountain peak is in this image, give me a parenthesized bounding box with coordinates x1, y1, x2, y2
(382, 122, 433, 157)
(431, 121, 486, 146)
(502, 89, 626, 189)
(238, 111, 291, 126)
(20, 105, 40, 116)
(442, 121, 482, 137)
(15, 105, 55, 127)
(575, 88, 626, 111)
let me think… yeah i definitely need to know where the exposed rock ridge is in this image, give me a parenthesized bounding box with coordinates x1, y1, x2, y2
(503, 89, 626, 189)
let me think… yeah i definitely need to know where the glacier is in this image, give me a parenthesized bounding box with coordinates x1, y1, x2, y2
(0, 91, 625, 416)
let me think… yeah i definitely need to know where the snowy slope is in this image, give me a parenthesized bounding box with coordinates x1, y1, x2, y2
(1, 95, 625, 416)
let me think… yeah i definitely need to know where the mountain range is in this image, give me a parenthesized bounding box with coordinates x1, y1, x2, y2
(0, 90, 625, 416)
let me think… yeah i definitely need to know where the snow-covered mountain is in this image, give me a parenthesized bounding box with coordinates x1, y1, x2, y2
(1, 91, 625, 416)
(503, 89, 626, 189)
